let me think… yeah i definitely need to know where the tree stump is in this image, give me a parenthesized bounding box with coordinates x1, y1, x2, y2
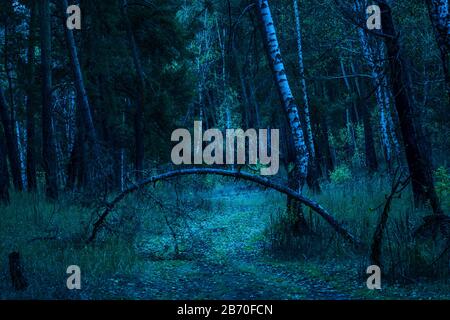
(9, 252, 28, 291)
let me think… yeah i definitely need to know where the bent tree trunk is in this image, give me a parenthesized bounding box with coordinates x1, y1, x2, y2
(88, 168, 361, 248)
(256, 0, 309, 186)
(378, 2, 442, 214)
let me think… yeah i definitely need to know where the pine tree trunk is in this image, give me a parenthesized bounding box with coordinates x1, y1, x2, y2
(379, 2, 442, 214)
(40, 0, 59, 199)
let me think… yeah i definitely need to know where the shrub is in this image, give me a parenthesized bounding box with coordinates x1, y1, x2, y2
(330, 164, 352, 184)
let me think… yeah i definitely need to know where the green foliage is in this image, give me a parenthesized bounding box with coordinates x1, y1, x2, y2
(329, 164, 352, 184)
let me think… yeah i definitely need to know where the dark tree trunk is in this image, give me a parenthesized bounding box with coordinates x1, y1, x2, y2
(353, 63, 378, 174)
(66, 107, 87, 191)
(62, 0, 101, 189)
(360, 101, 378, 174)
(323, 119, 334, 174)
(25, 0, 38, 192)
(378, 2, 442, 214)
(121, 0, 145, 181)
(8, 252, 28, 291)
(40, 0, 58, 199)
(0, 134, 10, 204)
(0, 87, 23, 191)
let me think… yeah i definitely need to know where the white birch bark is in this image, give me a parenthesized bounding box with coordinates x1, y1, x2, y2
(256, 0, 309, 182)
(355, 0, 392, 161)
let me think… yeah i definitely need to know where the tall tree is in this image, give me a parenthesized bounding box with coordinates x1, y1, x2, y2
(0, 86, 22, 191)
(378, 1, 442, 214)
(25, 0, 38, 192)
(293, 0, 314, 158)
(256, 0, 311, 233)
(293, 0, 321, 192)
(121, 0, 145, 180)
(40, 0, 58, 199)
(256, 0, 309, 186)
(62, 0, 100, 184)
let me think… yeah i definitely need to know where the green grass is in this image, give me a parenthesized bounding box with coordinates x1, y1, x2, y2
(0, 173, 448, 299)
(0, 192, 142, 299)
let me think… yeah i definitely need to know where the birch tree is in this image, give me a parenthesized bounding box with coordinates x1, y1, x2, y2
(293, 0, 314, 158)
(256, 0, 309, 186)
(355, 0, 398, 166)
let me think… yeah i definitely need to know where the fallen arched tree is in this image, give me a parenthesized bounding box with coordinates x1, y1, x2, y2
(87, 168, 363, 248)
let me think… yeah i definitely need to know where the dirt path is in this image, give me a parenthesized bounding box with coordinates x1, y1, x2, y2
(99, 189, 353, 299)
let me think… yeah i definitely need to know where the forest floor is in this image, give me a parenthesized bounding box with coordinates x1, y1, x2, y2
(92, 187, 450, 300)
(1, 181, 449, 299)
